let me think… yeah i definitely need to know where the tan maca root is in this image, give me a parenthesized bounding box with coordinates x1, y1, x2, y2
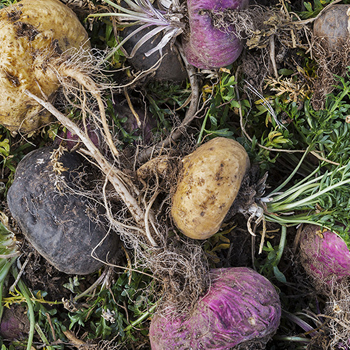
(0, 0, 90, 133)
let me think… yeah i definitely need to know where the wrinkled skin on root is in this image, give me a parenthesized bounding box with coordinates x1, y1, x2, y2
(7, 147, 121, 275)
(183, 0, 249, 69)
(0, 0, 90, 133)
(150, 267, 281, 350)
(299, 225, 350, 290)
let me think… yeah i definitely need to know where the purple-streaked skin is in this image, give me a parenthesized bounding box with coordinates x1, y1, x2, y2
(183, 0, 249, 69)
(0, 306, 29, 340)
(300, 225, 350, 286)
(118, 105, 157, 145)
(149, 267, 281, 349)
(56, 124, 100, 150)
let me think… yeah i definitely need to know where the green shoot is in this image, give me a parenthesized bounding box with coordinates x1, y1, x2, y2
(258, 158, 350, 245)
(197, 69, 241, 144)
(259, 226, 287, 283)
(10, 267, 35, 350)
(0, 219, 19, 322)
(297, 0, 332, 19)
(88, 0, 184, 62)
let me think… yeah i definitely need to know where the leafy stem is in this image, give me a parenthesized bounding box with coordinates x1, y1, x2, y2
(268, 177, 350, 212)
(124, 302, 158, 332)
(0, 256, 17, 321)
(259, 158, 350, 234)
(89, 0, 183, 61)
(11, 266, 35, 350)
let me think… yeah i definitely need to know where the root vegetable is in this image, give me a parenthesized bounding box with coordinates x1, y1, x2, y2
(299, 225, 350, 348)
(7, 147, 120, 275)
(0, 305, 29, 340)
(149, 267, 281, 349)
(0, 0, 90, 133)
(121, 25, 187, 81)
(91, 0, 249, 71)
(183, 0, 249, 69)
(171, 137, 250, 240)
(313, 4, 350, 51)
(0, 0, 147, 240)
(299, 224, 350, 289)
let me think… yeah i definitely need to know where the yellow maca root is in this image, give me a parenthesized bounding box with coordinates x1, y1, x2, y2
(171, 137, 250, 240)
(0, 0, 90, 133)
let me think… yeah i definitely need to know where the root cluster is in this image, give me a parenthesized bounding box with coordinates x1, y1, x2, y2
(311, 38, 350, 110)
(25, 45, 210, 316)
(323, 280, 350, 349)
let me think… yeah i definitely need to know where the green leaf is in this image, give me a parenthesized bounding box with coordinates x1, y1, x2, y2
(278, 69, 294, 76)
(303, 2, 312, 12)
(209, 115, 218, 127)
(206, 128, 234, 137)
(273, 266, 287, 283)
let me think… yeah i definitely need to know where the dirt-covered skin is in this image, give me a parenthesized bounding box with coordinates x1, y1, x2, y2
(0, 0, 90, 133)
(149, 267, 281, 349)
(0, 305, 29, 340)
(7, 147, 120, 275)
(299, 225, 350, 290)
(171, 137, 250, 240)
(313, 4, 350, 51)
(182, 0, 249, 69)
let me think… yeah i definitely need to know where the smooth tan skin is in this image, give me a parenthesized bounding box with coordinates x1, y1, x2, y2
(313, 5, 350, 51)
(171, 137, 250, 240)
(0, 0, 90, 133)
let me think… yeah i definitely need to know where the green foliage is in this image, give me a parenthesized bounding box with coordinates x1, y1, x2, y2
(263, 160, 350, 248)
(291, 73, 350, 165)
(238, 97, 296, 172)
(63, 276, 81, 294)
(145, 80, 191, 138)
(67, 270, 156, 341)
(198, 70, 240, 143)
(106, 98, 144, 145)
(0, 220, 18, 321)
(0, 343, 16, 350)
(31, 290, 66, 347)
(241, 69, 350, 173)
(0, 0, 17, 8)
(0, 128, 33, 193)
(258, 227, 287, 284)
(88, 18, 126, 67)
(1, 269, 156, 347)
(298, 0, 332, 19)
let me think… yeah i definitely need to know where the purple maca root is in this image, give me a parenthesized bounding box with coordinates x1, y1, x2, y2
(183, 0, 249, 69)
(299, 225, 350, 290)
(0, 306, 29, 340)
(149, 267, 281, 349)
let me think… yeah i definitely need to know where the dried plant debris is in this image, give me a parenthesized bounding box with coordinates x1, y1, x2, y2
(264, 75, 312, 103)
(311, 4, 350, 109)
(310, 38, 350, 110)
(323, 281, 350, 349)
(211, 4, 308, 50)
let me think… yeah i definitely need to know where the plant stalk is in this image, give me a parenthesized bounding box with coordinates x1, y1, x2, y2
(11, 266, 35, 350)
(24, 90, 160, 246)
